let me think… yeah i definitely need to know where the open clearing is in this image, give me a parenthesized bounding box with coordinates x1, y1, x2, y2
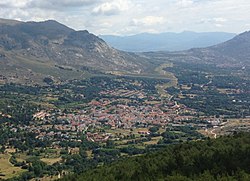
(0, 153, 25, 180)
(155, 63, 178, 99)
(199, 118, 250, 138)
(40, 157, 62, 165)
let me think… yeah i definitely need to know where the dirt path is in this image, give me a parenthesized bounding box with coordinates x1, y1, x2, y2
(210, 129, 217, 139)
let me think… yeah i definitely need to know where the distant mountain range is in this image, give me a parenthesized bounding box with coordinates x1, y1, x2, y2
(144, 30, 250, 71)
(0, 18, 249, 85)
(100, 31, 236, 52)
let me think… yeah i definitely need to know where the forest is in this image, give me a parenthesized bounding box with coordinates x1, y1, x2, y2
(60, 133, 250, 181)
(165, 62, 250, 117)
(1, 74, 249, 181)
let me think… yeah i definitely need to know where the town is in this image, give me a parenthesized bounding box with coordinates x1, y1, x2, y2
(0, 75, 249, 180)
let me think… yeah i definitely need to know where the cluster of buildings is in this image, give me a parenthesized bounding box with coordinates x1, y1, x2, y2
(99, 89, 146, 99)
(0, 111, 12, 118)
(27, 97, 202, 144)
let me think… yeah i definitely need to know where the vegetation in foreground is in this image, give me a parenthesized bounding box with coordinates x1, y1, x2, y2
(61, 133, 250, 181)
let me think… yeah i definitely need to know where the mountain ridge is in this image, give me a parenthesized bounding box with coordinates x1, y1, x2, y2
(0, 19, 148, 84)
(189, 30, 250, 67)
(0, 18, 250, 85)
(100, 31, 236, 52)
(210, 30, 250, 63)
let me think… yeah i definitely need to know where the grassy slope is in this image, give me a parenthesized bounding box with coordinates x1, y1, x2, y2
(0, 153, 26, 180)
(155, 62, 178, 99)
(0, 51, 88, 84)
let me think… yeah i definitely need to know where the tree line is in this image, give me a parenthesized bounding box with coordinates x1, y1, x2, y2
(60, 133, 250, 181)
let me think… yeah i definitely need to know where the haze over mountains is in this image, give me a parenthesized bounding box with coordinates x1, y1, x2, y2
(0, 18, 249, 85)
(143, 30, 250, 71)
(100, 31, 236, 52)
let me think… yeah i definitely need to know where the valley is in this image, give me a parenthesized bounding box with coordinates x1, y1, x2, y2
(0, 19, 249, 180)
(0, 61, 249, 180)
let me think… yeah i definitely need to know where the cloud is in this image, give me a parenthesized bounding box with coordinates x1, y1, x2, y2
(1, 0, 250, 35)
(0, 0, 30, 8)
(27, 0, 98, 10)
(213, 18, 227, 28)
(0, 0, 98, 10)
(213, 17, 227, 23)
(176, 0, 194, 7)
(197, 17, 227, 28)
(92, 0, 131, 16)
(130, 16, 165, 27)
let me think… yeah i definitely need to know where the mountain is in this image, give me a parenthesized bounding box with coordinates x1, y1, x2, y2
(0, 18, 249, 85)
(188, 31, 250, 68)
(211, 31, 250, 64)
(147, 30, 250, 70)
(100, 31, 236, 52)
(0, 19, 148, 84)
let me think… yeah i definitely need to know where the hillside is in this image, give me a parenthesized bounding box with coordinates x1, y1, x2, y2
(100, 31, 236, 52)
(211, 31, 250, 64)
(61, 133, 250, 181)
(184, 30, 250, 68)
(145, 30, 250, 72)
(0, 19, 149, 84)
(0, 18, 249, 85)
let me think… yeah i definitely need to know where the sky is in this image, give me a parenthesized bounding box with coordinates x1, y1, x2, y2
(0, 0, 250, 35)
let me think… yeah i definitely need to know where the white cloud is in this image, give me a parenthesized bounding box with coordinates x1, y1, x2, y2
(213, 18, 227, 28)
(176, 0, 194, 7)
(214, 24, 222, 27)
(213, 17, 227, 23)
(0, 0, 30, 8)
(197, 17, 227, 28)
(0, 0, 250, 35)
(27, 0, 99, 10)
(92, 0, 131, 16)
(198, 17, 227, 24)
(0, 0, 98, 10)
(131, 16, 165, 27)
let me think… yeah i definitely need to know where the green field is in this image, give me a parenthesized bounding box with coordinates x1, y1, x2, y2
(155, 62, 178, 99)
(0, 153, 26, 180)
